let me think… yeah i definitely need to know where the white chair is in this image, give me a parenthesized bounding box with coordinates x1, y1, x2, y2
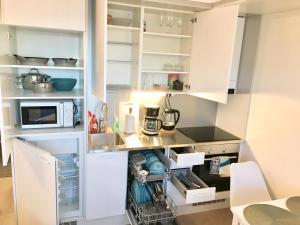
(230, 161, 271, 225)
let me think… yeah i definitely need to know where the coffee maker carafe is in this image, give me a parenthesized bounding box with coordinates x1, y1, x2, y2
(142, 105, 162, 136)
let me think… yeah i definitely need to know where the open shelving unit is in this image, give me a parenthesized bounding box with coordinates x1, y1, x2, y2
(6, 125, 85, 138)
(2, 89, 84, 100)
(0, 64, 84, 70)
(0, 24, 87, 139)
(0, 21, 87, 224)
(141, 70, 189, 74)
(143, 32, 192, 39)
(96, 0, 244, 103)
(143, 51, 190, 57)
(102, 0, 196, 94)
(107, 24, 140, 31)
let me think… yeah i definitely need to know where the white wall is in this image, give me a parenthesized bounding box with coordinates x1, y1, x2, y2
(102, 91, 217, 128)
(243, 9, 300, 198)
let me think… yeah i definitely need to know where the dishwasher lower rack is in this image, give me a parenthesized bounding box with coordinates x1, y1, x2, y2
(128, 191, 176, 225)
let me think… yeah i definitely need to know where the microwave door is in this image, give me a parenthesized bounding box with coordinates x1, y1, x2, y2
(33, 114, 57, 124)
(21, 105, 60, 129)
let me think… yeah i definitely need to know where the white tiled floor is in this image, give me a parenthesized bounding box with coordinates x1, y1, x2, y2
(0, 177, 17, 225)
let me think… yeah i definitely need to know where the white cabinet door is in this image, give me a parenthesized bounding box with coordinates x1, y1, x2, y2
(1, 0, 85, 31)
(0, 77, 17, 166)
(93, 0, 107, 102)
(189, 4, 239, 104)
(229, 17, 245, 90)
(85, 151, 128, 220)
(13, 138, 58, 225)
(0, 100, 13, 166)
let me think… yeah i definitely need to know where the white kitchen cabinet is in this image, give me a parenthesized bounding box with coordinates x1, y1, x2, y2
(85, 151, 128, 220)
(93, 0, 107, 101)
(13, 138, 58, 225)
(12, 134, 84, 224)
(1, 0, 86, 31)
(229, 16, 245, 91)
(94, 1, 242, 103)
(189, 4, 239, 103)
(0, 24, 87, 166)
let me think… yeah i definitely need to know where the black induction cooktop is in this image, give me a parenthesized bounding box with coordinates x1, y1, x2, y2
(177, 126, 240, 142)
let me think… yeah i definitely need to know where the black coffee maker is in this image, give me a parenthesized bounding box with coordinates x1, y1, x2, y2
(142, 105, 162, 136)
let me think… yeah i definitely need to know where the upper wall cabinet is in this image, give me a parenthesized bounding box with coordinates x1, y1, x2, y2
(93, 1, 242, 103)
(189, 4, 239, 104)
(0, 0, 86, 31)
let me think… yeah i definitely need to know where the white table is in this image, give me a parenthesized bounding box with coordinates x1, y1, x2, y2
(231, 198, 290, 225)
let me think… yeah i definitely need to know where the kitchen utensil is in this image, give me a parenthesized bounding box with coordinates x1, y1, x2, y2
(132, 180, 141, 204)
(143, 105, 162, 136)
(162, 108, 180, 131)
(153, 84, 168, 91)
(149, 161, 165, 176)
(145, 155, 160, 169)
(13, 54, 49, 65)
(145, 105, 160, 118)
(17, 68, 51, 90)
(161, 95, 180, 131)
(52, 58, 78, 67)
(119, 101, 139, 133)
(173, 80, 184, 91)
(107, 15, 113, 24)
(174, 64, 184, 71)
(111, 17, 132, 26)
(51, 78, 77, 91)
(33, 81, 53, 93)
(143, 117, 162, 136)
(132, 153, 147, 167)
(163, 63, 174, 71)
(168, 74, 179, 89)
(123, 106, 137, 134)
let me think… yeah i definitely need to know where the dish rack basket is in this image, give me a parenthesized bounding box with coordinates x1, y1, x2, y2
(128, 190, 176, 225)
(130, 150, 171, 183)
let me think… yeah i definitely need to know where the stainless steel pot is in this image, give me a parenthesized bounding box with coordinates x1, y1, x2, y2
(33, 81, 53, 93)
(17, 68, 51, 90)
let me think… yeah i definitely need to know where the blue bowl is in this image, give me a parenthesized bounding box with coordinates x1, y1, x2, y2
(51, 78, 77, 91)
(146, 156, 160, 169)
(149, 161, 165, 176)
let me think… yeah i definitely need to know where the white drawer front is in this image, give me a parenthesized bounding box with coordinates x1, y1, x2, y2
(170, 148, 205, 168)
(170, 169, 215, 204)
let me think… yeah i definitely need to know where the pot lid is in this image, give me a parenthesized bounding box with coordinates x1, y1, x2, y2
(21, 68, 49, 77)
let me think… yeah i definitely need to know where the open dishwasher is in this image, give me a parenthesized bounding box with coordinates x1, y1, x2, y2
(127, 149, 177, 225)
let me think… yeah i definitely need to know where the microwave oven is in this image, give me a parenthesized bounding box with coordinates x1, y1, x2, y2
(20, 100, 74, 129)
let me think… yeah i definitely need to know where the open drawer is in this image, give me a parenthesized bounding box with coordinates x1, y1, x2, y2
(170, 147, 205, 168)
(169, 168, 215, 204)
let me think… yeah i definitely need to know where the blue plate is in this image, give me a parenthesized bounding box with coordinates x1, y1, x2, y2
(132, 180, 141, 204)
(144, 186, 152, 202)
(146, 184, 155, 197)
